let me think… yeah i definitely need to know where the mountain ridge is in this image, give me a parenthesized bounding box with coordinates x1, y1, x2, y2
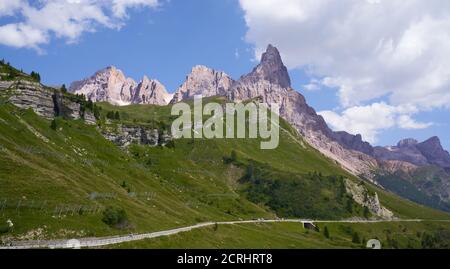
(69, 66, 172, 106)
(374, 136, 450, 168)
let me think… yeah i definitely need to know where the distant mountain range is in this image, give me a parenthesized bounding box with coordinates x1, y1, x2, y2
(69, 45, 450, 211)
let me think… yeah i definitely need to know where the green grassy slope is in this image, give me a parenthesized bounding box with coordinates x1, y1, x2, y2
(0, 82, 449, 247)
(0, 61, 40, 82)
(96, 100, 450, 220)
(0, 104, 269, 240)
(376, 166, 450, 212)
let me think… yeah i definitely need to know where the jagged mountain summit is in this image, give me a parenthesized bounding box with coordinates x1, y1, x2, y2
(133, 75, 173, 105)
(374, 137, 450, 169)
(69, 66, 172, 106)
(170, 65, 234, 104)
(239, 44, 291, 89)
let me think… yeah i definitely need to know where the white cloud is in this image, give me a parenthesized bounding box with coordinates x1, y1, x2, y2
(239, 0, 450, 142)
(0, 0, 23, 16)
(112, 0, 159, 18)
(0, 23, 47, 50)
(318, 103, 432, 143)
(303, 79, 320, 91)
(0, 0, 160, 49)
(397, 115, 433, 130)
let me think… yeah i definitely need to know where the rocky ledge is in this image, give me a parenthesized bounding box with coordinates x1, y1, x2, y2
(0, 80, 96, 124)
(101, 124, 172, 148)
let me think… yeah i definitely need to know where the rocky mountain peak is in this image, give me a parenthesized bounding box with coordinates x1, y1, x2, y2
(69, 66, 136, 106)
(245, 44, 291, 89)
(416, 136, 450, 168)
(226, 45, 377, 177)
(332, 132, 374, 155)
(397, 138, 419, 148)
(375, 136, 450, 169)
(421, 136, 441, 147)
(170, 65, 234, 103)
(132, 76, 171, 106)
(70, 67, 171, 106)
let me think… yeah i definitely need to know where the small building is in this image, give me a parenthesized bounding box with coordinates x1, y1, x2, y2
(303, 221, 317, 230)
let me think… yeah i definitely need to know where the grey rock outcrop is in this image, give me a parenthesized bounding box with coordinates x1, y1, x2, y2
(0, 80, 96, 125)
(101, 124, 171, 148)
(344, 178, 394, 219)
(2, 80, 56, 119)
(70, 66, 172, 106)
(52, 91, 82, 120)
(83, 111, 97, 125)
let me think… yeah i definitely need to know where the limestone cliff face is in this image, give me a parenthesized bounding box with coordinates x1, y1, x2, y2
(101, 124, 171, 148)
(170, 65, 234, 103)
(344, 178, 394, 219)
(70, 66, 137, 106)
(70, 67, 171, 106)
(4, 80, 55, 119)
(0, 80, 95, 124)
(332, 132, 374, 156)
(132, 76, 172, 105)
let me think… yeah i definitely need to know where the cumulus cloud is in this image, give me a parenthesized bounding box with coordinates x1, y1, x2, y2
(318, 103, 432, 143)
(239, 0, 450, 142)
(0, 0, 160, 49)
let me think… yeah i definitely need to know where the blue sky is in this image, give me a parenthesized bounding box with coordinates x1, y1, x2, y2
(1, 0, 449, 150)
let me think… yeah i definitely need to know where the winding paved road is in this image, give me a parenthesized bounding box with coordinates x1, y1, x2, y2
(2, 218, 450, 249)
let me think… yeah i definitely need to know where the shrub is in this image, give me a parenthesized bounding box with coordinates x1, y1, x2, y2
(0, 225, 11, 234)
(230, 150, 237, 162)
(165, 140, 175, 148)
(324, 226, 330, 239)
(50, 119, 58, 130)
(93, 106, 100, 119)
(30, 71, 41, 82)
(224, 150, 238, 164)
(102, 206, 129, 229)
(363, 207, 371, 218)
(352, 232, 361, 244)
(106, 111, 115, 120)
